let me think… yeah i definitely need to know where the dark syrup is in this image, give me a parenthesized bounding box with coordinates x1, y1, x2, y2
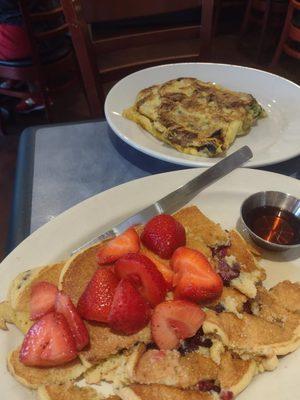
(245, 206, 300, 245)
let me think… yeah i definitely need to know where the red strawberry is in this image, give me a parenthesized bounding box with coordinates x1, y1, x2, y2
(30, 282, 58, 320)
(141, 214, 186, 259)
(115, 253, 167, 306)
(140, 248, 174, 289)
(171, 247, 223, 303)
(20, 312, 77, 367)
(108, 278, 151, 335)
(77, 267, 119, 322)
(97, 228, 140, 265)
(55, 292, 89, 351)
(151, 300, 206, 350)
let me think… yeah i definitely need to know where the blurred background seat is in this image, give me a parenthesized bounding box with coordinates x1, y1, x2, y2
(271, 0, 300, 65)
(239, 0, 288, 62)
(60, 0, 214, 117)
(213, 0, 247, 35)
(0, 0, 77, 129)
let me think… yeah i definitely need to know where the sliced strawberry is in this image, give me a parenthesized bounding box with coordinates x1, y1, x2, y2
(108, 278, 151, 335)
(97, 228, 140, 265)
(115, 253, 167, 306)
(77, 267, 119, 323)
(20, 312, 77, 367)
(141, 214, 186, 259)
(171, 247, 223, 303)
(140, 247, 174, 290)
(151, 300, 206, 350)
(30, 282, 58, 320)
(55, 292, 89, 351)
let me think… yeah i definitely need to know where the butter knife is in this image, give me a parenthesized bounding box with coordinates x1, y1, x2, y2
(72, 146, 252, 255)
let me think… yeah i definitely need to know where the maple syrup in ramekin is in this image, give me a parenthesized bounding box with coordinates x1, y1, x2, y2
(245, 206, 300, 246)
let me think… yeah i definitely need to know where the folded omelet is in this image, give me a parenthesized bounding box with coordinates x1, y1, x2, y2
(123, 78, 266, 157)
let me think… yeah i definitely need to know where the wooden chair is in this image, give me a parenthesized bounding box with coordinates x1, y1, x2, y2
(0, 0, 76, 123)
(60, 0, 214, 118)
(271, 0, 300, 65)
(239, 0, 288, 62)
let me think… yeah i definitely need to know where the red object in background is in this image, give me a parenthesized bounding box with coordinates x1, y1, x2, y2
(0, 24, 32, 60)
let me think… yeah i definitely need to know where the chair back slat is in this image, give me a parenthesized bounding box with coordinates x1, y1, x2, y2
(100, 53, 202, 82)
(81, 0, 202, 23)
(251, 0, 268, 12)
(18, 0, 67, 43)
(94, 25, 201, 54)
(288, 23, 300, 41)
(15, 0, 70, 93)
(29, 6, 64, 21)
(35, 23, 69, 41)
(271, 0, 300, 66)
(291, 0, 300, 10)
(60, 0, 214, 116)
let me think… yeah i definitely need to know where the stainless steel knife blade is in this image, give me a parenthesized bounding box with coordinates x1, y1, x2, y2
(71, 146, 252, 255)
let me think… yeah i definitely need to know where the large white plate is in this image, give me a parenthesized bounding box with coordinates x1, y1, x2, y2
(1, 168, 300, 399)
(105, 63, 300, 167)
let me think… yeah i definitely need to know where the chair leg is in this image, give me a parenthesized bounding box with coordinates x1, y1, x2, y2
(271, 2, 294, 67)
(213, 0, 222, 36)
(44, 92, 53, 123)
(0, 114, 5, 135)
(271, 34, 284, 67)
(84, 82, 105, 118)
(240, 0, 253, 38)
(256, 0, 271, 63)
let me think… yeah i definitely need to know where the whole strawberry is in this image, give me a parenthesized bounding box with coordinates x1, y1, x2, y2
(141, 214, 186, 259)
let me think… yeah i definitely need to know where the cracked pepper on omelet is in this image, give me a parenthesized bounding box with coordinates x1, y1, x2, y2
(123, 77, 266, 157)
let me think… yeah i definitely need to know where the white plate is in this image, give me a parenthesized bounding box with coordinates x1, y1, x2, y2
(1, 168, 300, 399)
(105, 63, 300, 168)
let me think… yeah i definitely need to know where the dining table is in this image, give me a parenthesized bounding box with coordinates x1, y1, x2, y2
(6, 119, 300, 254)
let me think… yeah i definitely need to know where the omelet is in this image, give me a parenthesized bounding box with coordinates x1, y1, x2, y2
(123, 78, 266, 157)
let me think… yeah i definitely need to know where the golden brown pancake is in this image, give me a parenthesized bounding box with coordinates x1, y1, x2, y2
(8, 263, 64, 312)
(85, 343, 145, 385)
(4, 262, 65, 334)
(173, 206, 229, 252)
(133, 348, 256, 396)
(80, 325, 151, 367)
(120, 384, 214, 400)
(208, 286, 248, 315)
(59, 244, 151, 366)
(203, 306, 300, 357)
(0, 301, 16, 330)
(252, 285, 300, 331)
(37, 384, 105, 400)
(218, 351, 257, 395)
(8, 348, 86, 389)
(59, 245, 101, 304)
(227, 230, 264, 275)
(133, 349, 217, 388)
(0, 300, 32, 333)
(269, 281, 300, 313)
(220, 230, 266, 299)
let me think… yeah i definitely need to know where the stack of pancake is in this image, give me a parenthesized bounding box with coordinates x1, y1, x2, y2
(1, 206, 300, 400)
